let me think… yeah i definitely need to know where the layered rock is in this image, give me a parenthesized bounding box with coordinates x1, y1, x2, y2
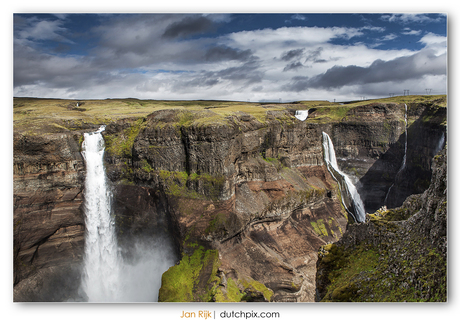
(13, 132, 85, 301)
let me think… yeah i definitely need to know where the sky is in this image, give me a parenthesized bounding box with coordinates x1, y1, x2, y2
(13, 12, 447, 102)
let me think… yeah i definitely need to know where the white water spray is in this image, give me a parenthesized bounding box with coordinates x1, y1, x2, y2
(322, 132, 366, 223)
(81, 126, 122, 302)
(295, 110, 309, 121)
(384, 104, 408, 206)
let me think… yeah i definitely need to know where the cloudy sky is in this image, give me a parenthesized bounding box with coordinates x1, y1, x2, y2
(13, 12, 447, 102)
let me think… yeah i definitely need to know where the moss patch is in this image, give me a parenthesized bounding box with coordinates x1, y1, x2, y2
(318, 242, 381, 302)
(241, 279, 274, 302)
(214, 278, 245, 302)
(318, 224, 447, 302)
(310, 219, 329, 237)
(158, 247, 220, 302)
(104, 118, 146, 158)
(214, 277, 273, 302)
(157, 170, 225, 200)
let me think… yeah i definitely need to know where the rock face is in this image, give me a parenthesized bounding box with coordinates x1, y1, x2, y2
(134, 111, 349, 301)
(13, 132, 85, 301)
(328, 101, 446, 212)
(316, 147, 447, 302)
(13, 98, 446, 302)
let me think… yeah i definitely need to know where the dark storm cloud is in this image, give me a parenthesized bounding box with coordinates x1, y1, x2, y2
(282, 76, 310, 92)
(170, 75, 221, 92)
(170, 60, 264, 93)
(286, 49, 446, 91)
(162, 16, 215, 39)
(305, 47, 324, 63)
(281, 48, 304, 61)
(212, 60, 264, 84)
(13, 41, 121, 93)
(283, 62, 304, 72)
(204, 45, 254, 62)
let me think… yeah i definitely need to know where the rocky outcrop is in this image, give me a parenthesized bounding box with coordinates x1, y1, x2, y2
(316, 147, 447, 302)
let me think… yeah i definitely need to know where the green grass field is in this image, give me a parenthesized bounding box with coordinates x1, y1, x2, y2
(13, 95, 446, 135)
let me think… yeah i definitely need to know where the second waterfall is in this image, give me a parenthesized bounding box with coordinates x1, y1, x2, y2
(322, 132, 366, 223)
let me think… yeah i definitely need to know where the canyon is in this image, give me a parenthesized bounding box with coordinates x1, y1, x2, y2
(12, 96, 447, 302)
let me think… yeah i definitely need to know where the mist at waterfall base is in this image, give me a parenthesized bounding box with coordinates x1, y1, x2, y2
(322, 132, 366, 223)
(78, 126, 176, 302)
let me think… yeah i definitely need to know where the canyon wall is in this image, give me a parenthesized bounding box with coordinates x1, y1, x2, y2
(316, 146, 447, 302)
(13, 132, 86, 301)
(13, 99, 446, 302)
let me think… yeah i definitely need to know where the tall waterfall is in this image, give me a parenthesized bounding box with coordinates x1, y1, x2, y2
(81, 125, 122, 302)
(80, 126, 177, 302)
(384, 104, 408, 206)
(322, 132, 366, 223)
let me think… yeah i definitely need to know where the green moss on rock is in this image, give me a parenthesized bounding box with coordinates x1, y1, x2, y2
(104, 118, 146, 158)
(240, 279, 274, 302)
(158, 246, 220, 302)
(157, 170, 225, 200)
(214, 278, 244, 302)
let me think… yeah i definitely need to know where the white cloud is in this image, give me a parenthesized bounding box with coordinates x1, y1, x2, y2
(419, 32, 447, 55)
(401, 28, 422, 35)
(380, 33, 398, 41)
(419, 32, 447, 47)
(226, 26, 363, 51)
(360, 26, 386, 33)
(380, 13, 445, 24)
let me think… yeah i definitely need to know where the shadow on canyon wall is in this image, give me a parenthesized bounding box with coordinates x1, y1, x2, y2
(358, 105, 446, 213)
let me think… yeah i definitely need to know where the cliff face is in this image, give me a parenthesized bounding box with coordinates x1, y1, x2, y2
(125, 109, 347, 302)
(316, 147, 447, 302)
(12, 97, 446, 302)
(327, 100, 446, 212)
(13, 132, 85, 301)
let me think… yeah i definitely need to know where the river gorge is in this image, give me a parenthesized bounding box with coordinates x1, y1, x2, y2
(13, 96, 447, 302)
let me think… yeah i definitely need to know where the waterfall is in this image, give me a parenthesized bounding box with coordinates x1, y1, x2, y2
(434, 132, 445, 154)
(81, 125, 122, 302)
(384, 104, 408, 206)
(322, 132, 366, 223)
(295, 110, 309, 121)
(80, 126, 177, 302)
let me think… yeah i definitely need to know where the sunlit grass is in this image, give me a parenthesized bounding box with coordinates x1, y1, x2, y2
(13, 98, 290, 133)
(13, 95, 446, 134)
(304, 95, 446, 124)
